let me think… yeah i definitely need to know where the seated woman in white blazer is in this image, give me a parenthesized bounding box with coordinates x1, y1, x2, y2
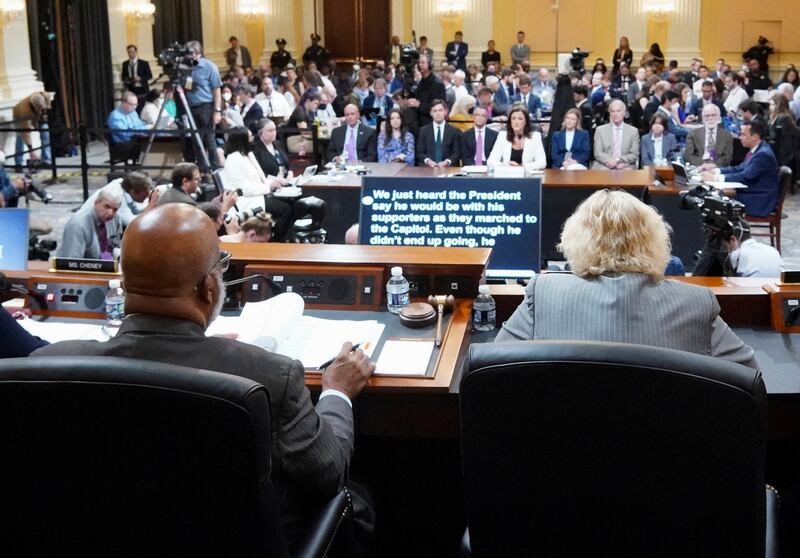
(487, 105, 547, 173)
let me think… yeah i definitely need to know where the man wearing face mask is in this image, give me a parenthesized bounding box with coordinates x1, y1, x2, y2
(34, 203, 376, 550)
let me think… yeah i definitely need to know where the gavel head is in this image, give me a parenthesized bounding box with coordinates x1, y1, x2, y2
(427, 294, 455, 312)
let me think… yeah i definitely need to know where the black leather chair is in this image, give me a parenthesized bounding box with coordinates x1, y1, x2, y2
(0, 356, 350, 557)
(459, 341, 778, 558)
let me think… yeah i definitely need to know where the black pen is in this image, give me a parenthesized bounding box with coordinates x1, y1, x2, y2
(319, 343, 361, 370)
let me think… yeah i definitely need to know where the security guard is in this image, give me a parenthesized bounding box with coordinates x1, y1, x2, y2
(302, 33, 330, 68)
(270, 38, 292, 71)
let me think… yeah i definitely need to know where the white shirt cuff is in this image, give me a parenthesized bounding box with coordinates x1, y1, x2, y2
(319, 388, 353, 408)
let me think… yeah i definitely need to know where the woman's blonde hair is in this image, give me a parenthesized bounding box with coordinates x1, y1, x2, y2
(557, 189, 671, 280)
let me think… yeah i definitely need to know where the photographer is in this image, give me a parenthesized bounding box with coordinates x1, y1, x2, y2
(184, 40, 223, 169)
(722, 221, 782, 277)
(12, 92, 51, 171)
(219, 211, 273, 243)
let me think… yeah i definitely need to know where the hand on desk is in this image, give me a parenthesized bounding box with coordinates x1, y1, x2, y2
(322, 341, 375, 399)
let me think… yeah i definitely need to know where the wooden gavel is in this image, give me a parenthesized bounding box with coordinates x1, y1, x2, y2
(427, 294, 455, 347)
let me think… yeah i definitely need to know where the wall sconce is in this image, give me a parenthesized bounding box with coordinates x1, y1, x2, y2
(0, 0, 25, 27)
(642, 0, 674, 19)
(239, 0, 268, 20)
(437, 0, 465, 18)
(123, 1, 156, 21)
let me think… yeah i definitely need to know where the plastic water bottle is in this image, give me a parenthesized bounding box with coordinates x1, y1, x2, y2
(386, 266, 410, 314)
(472, 285, 496, 331)
(105, 279, 125, 328)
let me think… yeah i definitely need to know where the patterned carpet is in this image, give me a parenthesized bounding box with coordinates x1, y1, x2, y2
(15, 141, 800, 272)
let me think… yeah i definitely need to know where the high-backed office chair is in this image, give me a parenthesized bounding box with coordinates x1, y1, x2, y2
(0, 356, 350, 557)
(459, 341, 778, 558)
(746, 166, 792, 251)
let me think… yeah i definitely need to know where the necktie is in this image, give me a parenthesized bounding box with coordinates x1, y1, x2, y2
(435, 126, 443, 162)
(129, 61, 135, 79)
(745, 150, 753, 162)
(706, 128, 715, 151)
(96, 221, 110, 258)
(475, 129, 483, 165)
(346, 127, 358, 162)
(523, 95, 528, 106)
(612, 126, 622, 159)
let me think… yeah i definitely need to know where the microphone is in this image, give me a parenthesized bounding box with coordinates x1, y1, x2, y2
(224, 274, 284, 294)
(0, 272, 48, 310)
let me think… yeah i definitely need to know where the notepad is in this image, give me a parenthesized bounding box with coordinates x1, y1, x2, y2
(374, 339, 435, 376)
(704, 181, 748, 189)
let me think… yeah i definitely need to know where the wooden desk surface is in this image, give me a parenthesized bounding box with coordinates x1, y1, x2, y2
(542, 169, 651, 187)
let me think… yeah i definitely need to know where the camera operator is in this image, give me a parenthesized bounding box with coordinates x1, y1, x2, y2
(406, 54, 445, 128)
(721, 221, 782, 277)
(184, 40, 223, 169)
(12, 92, 51, 171)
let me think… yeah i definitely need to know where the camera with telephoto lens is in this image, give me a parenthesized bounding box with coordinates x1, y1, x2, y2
(29, 235, 56, 261)
(157, 42, 198, 85)
(399, 43, 420, 98)
(224, 206, 264, 225)
(681, 184, 746, 241)
(22, 172, 53, 204)
(570, 48, 589, 73)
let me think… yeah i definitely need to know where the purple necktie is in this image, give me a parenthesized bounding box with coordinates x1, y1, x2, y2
(475, 130, 484, 166)
(346, 127, 358, 163)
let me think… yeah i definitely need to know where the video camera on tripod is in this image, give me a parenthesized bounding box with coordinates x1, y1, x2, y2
(570, 48, 590, 73)
(157, 43, 198, 86)
(398, 43, 421, 98)
(681, 184, 747, 241)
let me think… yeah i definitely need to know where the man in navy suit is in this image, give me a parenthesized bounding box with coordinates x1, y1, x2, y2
(327, 104, 377, 163)
(121, 45, 152, 98)
(494, 69, 516, 108)
(460, 106, 498, 166)
(239, 87, 264, 134)
(416, 99, 461, 167)
(361, 78, 393, 127)
(695, 118, 780, 275)
(511, 75, 542, 116)
(690, 81, 726, 119)
(445, 31, 469, 73)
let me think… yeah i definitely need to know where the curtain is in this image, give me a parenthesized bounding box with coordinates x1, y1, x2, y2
(152, 0, 203, 57)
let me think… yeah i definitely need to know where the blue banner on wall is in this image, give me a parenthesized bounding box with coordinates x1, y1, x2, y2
(358, 176, 542, 277)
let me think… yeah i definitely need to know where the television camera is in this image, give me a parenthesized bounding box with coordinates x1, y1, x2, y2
(681, 184, 747, 241)
(570, 48, 589, 73)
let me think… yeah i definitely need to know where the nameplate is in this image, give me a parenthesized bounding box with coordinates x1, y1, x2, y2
(51, 258, 119, 274)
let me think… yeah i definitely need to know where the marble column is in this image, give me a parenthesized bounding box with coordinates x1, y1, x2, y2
(412, 0, 442, 62)
(616, 0, 647, 59)
(461, 0, 492, 68)
(666, 0, 701, 66)
(391, 0, 406, 43)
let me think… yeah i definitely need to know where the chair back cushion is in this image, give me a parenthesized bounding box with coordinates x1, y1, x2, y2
(460, 340, 767, 557)
(0, 356, 287, 557)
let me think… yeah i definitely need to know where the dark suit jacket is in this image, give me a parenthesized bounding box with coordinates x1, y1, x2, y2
(445, 41, 469, 72)
(326, 123, 377, 163)
(690, 97, 726, 119)
(252, 138, 290, 177)
(720, 141, 780, 217)
(550, 129, 591, 168)
(32, 313, 354, 545)
(460, 126, 498, 165)
(225, 46, 252, 69)
(511, 92, 542, 115)
(417, 73, 446, 128)
(384, 43, 402, 65)
(121, 59, 152, 95)
(241, 102, 264, 133)
(642, 96, 660, 129)
(577, 100, 594, 133)
(416, 123, 461, 165)
(640, 132, 679, 166)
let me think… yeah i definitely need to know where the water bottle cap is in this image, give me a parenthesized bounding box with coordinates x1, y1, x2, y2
(478, 285, 490, 294)
(391, 266, 403, 276)
(109, 279, 121, 289)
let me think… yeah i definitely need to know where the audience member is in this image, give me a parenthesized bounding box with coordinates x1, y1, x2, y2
(448, 94, 475, 131)
(780, 66, 800, 88)
(219, 212, 273, 243)
(611, 63, 633, 99)
(158, 162, 201, 206)
(592, 99, 640, 169)
(391, 92, 420, 136)
(377, 108, 415, 166)
(531, 68, 557, 109)
(121, 44, 152, 98)
(255, 76, 292, 119)
(140, 89, 171, 128)
(270, 38, 292, 71)
(328, 104, 377, 164)
(573, 85, 594, 133)
(513, 75, 543, 116)
(656, 91, 689, 141)
(496, 189, 757, 369)
(445, 31, 469, 72)
(640, 43, 665, 73)
(487, 105, 546, 172)
(627, 66, 648, 105)
(684, 104, 733, 167)
(417, 99, 461, 167)
(418, 36, 433, 64)
(640, 112, 679, 167)
(767, 94, 797, 166)
(747, 58, 773, 90)
(691, 79, 726, 118)
(612, 36, 633, 76)
(642, 80, 670, 127)
(35, 203, 376, 548)
(239, 87, 263, 133)
(252, 118, 291, 179)
(451, 70, 470, 102)
(225, 36, 252, 70)
(384, 35, 402, 66)
(481, 40, 501, 72)
(79, 172, 154, 227)
(494, 69, 516, 108)
(361, 79, 393, 127)
(510, 31, 530, 65)
(460, 105, 497, 166)
(550, 108, 590, 169)
(723, 73, 749, 116)
(409, 55, 446, 128)
(107, 91, 149, 161)
(285, 90, 320, 154)
(474, 85, 503, 121)
(58, 186, 123, 260)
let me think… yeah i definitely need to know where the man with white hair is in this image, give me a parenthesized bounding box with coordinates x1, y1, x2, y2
(776, 82, 794, 103)
(684, 104, 733, 167)
(452, 70, 470, 100)
(58, 186, 124, 259)
(791, 86, 800, 121)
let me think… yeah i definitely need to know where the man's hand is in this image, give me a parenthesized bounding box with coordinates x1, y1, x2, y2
(699, 162, 717, 172)
(605, 157, 618, 169)
(425, 158, 437, 168)
(406, 98, 420, 108)
(221, 189, 238, 212)
(699, 171, 716, 182)
(213, 111, 222, 125)
(437, 160, 451, 168)
(225, 214, 240, 234)
(321, 341, 375, 400)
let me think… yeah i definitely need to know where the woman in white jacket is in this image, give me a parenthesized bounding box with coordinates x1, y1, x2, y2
(487, 105, 547, 173)
(221, 126, 292, 240)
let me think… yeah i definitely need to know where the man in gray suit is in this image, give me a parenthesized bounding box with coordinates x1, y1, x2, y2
(497, 190, 756, 369)
(34, 204, 375, 548)
(592, 99, 640, 169)
(684, 104, 733, 167)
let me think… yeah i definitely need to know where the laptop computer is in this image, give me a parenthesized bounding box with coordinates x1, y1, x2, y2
(0, 208, 29, 271)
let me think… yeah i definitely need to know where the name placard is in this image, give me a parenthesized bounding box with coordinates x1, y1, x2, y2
(51, 258, 119, 274)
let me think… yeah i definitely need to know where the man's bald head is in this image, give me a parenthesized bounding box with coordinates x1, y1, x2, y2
(344, 103, 360, 127)
(121, 204, 222, 327)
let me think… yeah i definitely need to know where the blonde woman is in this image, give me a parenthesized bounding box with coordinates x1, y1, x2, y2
(449, 94, 476, 132)
(496, 189, 757, 369)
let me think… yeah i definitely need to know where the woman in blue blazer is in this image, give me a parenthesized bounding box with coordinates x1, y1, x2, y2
(550, 108, 591, 168)
(640, 112, 679, 167)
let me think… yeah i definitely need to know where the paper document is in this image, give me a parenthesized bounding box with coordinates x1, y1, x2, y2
(206, 293, 384, 368)
(374, 339, 435, 376)
(705, 181, 748, 190)
(17, 318, 109, 343)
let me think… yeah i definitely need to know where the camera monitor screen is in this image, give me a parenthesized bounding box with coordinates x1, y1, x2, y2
(0, 208, 29, 271)
(358, 176, 542, 278)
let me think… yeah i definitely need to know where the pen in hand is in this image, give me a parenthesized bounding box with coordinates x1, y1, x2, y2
(319, 343, 361, 370)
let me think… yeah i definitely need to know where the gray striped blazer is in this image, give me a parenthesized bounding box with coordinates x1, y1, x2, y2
(496, 272, 757, 369)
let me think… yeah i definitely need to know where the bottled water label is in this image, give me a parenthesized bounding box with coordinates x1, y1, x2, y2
(106, 301, 124, 323)
(388, 291, 409, 307)
(472, 307, 496, 326)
